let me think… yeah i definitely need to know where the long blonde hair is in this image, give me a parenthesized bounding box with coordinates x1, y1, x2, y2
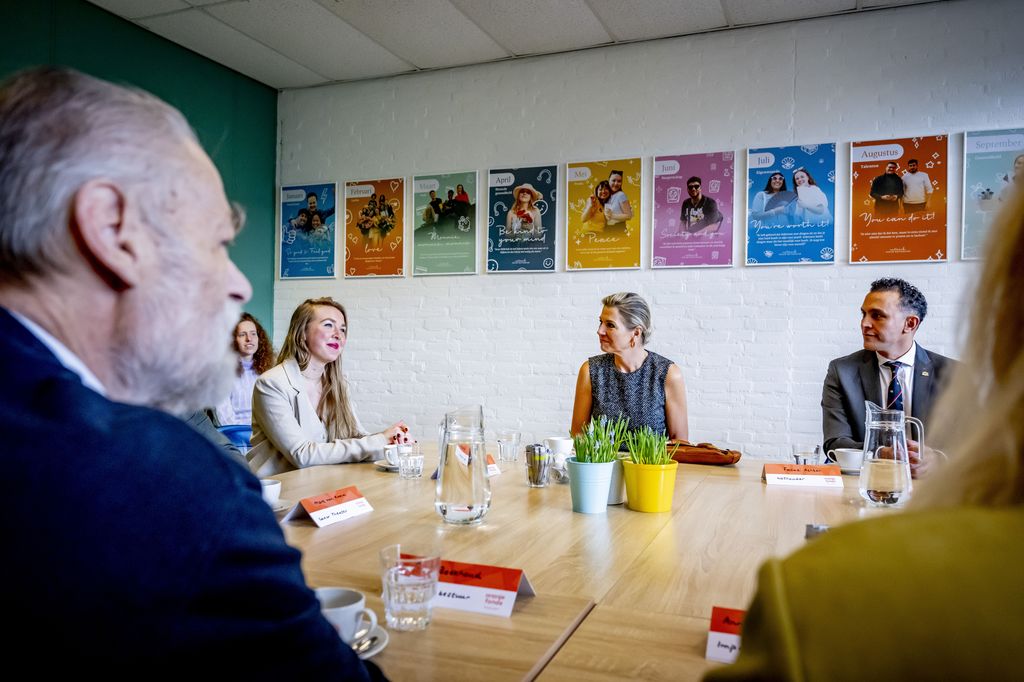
(276, 297, 362, 441)
(912, 187, 1024, 508)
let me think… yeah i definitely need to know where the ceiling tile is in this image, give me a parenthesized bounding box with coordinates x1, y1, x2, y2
(206, 0, 413, 82)
(723, 0, 856, 26)
(88, 0, 188, 20)
(586, 0, 727, 41)
(313, 0, 509, 69)
(449, 0, 612, 56)
(140, 9, 326, 88)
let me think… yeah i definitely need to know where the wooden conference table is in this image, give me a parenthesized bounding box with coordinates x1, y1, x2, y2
(273, 449, 874, 680)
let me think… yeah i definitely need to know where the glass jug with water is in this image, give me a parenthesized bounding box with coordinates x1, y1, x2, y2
(858, 401, 924, 507)
(434, 405, 491, 524)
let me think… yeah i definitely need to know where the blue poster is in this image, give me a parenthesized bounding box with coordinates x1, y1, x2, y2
(280, 182, 337, 279)
(963, 128, 1024, 259)
(746, 144, 836, 265)
(486, 165, 558, 272)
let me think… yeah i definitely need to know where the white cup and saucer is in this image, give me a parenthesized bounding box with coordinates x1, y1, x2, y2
(827, 448, 863, 475)
(314, 587, 388, 660)
(374, 445, 402, 472)
(260, 479, 291, 513)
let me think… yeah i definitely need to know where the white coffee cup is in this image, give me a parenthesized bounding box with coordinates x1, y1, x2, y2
(260, 479, 281, 505)
(544, 437, 574, 468)
(383, 444, 400, 466)
(315, 587, 378, 644)
(828, 448, 863, 471)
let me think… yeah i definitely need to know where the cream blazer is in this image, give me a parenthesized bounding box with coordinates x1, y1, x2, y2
(247, 358, 387, 477)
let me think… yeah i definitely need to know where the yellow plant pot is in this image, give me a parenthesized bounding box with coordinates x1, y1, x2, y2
(622, 460, 678, 513)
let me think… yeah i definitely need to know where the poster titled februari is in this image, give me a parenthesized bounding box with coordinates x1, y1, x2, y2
(962, 128, 1024, 260)
(486, 165, 558, 272)
(344, 178, 404, 278)
(412, 171, 477, 276)
(565, 157, 642, 270)
(652, 152, 734, 268)
(745, 144, 835, 266)
(280, 182, 337, 279)
(850, 135, 948, 263)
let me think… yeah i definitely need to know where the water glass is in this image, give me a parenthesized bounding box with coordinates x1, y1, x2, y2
(379, 544, 441, 631)
(496, 430, 521, 463)
(791, 443, 822, 465)
(398, 443, 424, 479)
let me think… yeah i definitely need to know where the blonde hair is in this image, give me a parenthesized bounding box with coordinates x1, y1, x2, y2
(602, 292, 652, 345)
(912, 186, 1024, 508)
(277, 297, 362, 441)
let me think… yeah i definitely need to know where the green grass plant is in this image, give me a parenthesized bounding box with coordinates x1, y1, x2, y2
(624, 426, 676, 465)
(573, 415, 629, 463)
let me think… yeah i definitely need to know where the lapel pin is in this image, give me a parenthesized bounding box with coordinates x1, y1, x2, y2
(921, 371, 930, 376)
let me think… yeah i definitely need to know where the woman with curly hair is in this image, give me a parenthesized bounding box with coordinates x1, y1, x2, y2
(214, 313, 273, 426)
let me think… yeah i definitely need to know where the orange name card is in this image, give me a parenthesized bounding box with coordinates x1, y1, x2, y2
(282, 485, 373, 527)
(706, 606, 746, 663)
(762, 463, 844, 488)
(434, 558, 535, 617)
(486, 453, 501, 477)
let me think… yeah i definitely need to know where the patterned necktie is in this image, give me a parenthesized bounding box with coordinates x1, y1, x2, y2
(885, 361, 904, 411)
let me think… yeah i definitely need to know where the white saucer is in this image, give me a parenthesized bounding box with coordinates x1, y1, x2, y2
(352, 624, 389, 660)
(270, 498, 291, 513)
(373, 459, 399, 472)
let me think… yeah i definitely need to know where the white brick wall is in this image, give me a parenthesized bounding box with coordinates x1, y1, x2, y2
(275, 0, 1021, 459)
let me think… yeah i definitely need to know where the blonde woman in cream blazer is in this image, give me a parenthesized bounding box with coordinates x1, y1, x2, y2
(247, 297, 409, 477)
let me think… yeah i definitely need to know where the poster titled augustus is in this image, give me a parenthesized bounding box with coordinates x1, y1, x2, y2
(746, 144, 835, 266)
(850, 135, 948, 263)
(412, 171, 477, 275)
(652, 152, 734, 267)
(486, 165, 557, 272)
(962, 128, 1024, 259)
(566, 158, 642, 270)
(344, 178, 404, 277)
(280, 182, 336, 279)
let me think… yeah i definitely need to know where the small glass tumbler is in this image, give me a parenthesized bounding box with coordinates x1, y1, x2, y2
(526, 444, 551, 487)
(379, 544, 441, 631)
(398, 443, 424, 479)
(496, 430, 521, 463)
(792, 444, 822, 465)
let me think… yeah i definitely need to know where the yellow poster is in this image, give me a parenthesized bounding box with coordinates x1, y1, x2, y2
(566, 158, 642, 270)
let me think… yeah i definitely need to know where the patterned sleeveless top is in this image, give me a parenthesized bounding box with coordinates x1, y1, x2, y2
(589, 351, 674, 436)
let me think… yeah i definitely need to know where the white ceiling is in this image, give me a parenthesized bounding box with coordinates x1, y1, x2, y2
(89, 0, 946, 90)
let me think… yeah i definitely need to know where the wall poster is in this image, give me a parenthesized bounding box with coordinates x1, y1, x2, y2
(412, 171, 478, 275)
(652, 152, 734, 267)
(344, 177, 405, 277)
(746, 143, 836, 265)
(962, 128, 1024, 259)
(566, 157, 642, 270)
(280, 182, 337, 279)
(486, 165, 558, 272)
(850, 135, 948, 263)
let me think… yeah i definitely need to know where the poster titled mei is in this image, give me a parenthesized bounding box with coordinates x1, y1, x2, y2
(344, 178, 404, 277)
(280, 183, 337, 279)
(566, 157, 642, 270)
(850, 135, 948, 263)
(962, 128, 1023, 259)
(746, 144, 835, 266)
(412, 171, 477, 276)
(486, 165, 557, 273)
(653, 152, 734, 268)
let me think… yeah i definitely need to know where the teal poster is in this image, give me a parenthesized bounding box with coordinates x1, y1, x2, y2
(412, 171, 477, 275)
(487, 165, 557, 272)
(963, 128, 1024, 259)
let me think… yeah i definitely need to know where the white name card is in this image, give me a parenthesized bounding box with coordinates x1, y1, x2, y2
(486, 453, 501, 477)
(762, 463, 844, 488)
(283, 485, 373, 527)
(433, 558, 535, 618)
(706, 606, 746, 663)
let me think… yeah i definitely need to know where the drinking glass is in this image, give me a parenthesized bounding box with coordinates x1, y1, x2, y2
(398, 443, 424, 479)
(379, 544, 441, 631)
(791, 444, 822, 465)
(496, 430, 521, 463)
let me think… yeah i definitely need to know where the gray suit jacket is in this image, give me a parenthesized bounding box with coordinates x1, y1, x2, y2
(821, 345, 957, 454)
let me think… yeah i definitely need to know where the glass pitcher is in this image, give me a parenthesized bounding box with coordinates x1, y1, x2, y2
(434, 405, 491, 525)
(858, 401, 924, 507)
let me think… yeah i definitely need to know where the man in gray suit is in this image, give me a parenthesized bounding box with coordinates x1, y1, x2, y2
(822, 278, 956, 476)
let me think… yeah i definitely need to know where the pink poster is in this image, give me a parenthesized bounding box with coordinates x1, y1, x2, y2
(652, 152, 734, 267)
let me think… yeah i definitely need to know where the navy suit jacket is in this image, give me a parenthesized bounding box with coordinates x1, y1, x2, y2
(1, 309, 380, 678)
(821, 345, 956, 454)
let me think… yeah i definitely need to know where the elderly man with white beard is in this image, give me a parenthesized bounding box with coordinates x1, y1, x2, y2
(0, 68, 384, 680)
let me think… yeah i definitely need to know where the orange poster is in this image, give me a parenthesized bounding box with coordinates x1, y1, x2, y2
(850, 136, 948, 263)
(344, 178, 405, 277)
(566, 157, 642, 270)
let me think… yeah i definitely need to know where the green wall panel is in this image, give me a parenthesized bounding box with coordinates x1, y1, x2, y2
(0, 0, 277, 335)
